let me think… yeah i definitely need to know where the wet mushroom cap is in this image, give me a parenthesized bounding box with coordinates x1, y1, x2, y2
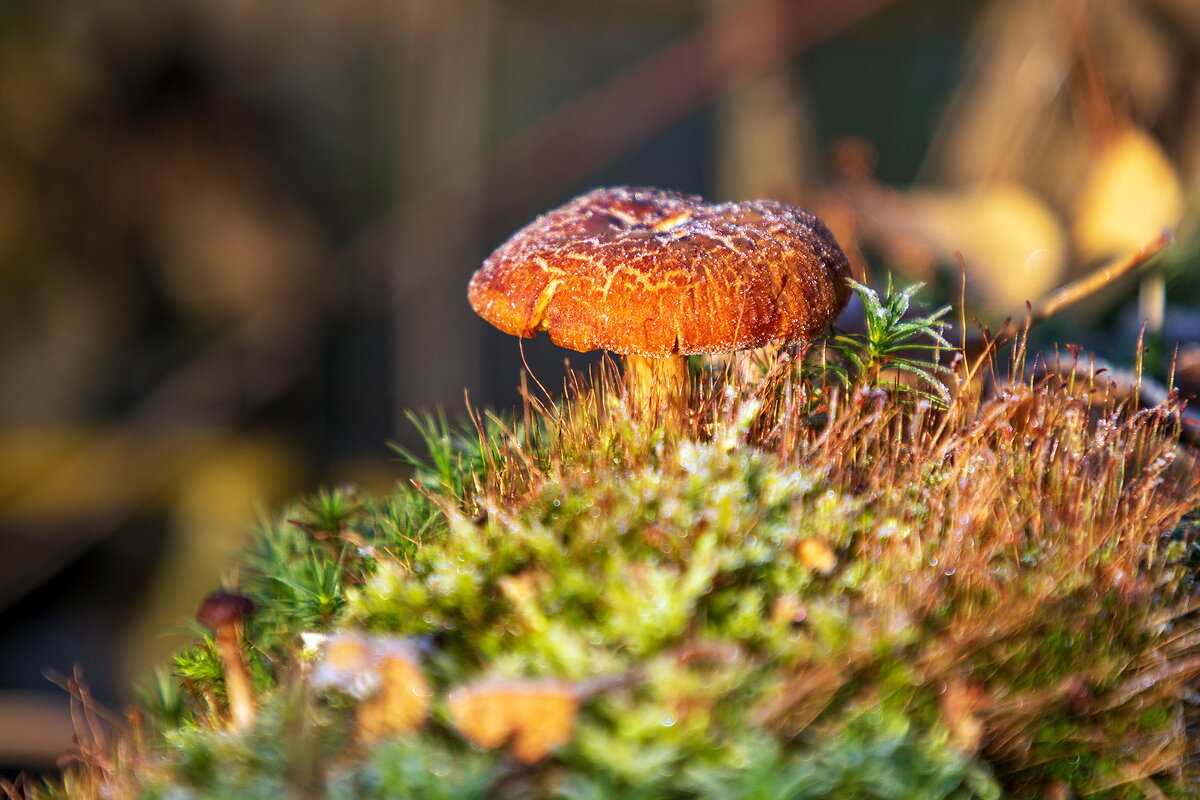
(197, 591, 254, 630)
(468, 186, 852, 357)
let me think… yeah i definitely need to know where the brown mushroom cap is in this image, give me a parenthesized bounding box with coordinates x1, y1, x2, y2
(468, 186, 852, 357)
(197, 591, 254, 631)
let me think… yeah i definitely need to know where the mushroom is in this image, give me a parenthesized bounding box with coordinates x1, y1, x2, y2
(468, 186, 851, 415)
(196, 590, 256, 731)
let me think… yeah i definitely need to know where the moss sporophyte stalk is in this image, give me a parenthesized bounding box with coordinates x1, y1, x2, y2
(35, 193, 1200, 800)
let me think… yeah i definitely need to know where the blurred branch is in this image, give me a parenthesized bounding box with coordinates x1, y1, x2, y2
(0, 691, 74, 768)
(487, 0, 896, 210)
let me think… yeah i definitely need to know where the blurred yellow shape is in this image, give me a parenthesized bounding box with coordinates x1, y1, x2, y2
(312, 632, 432, 742)
(1072, 127, 1184, 262)
(769, 593, 807, 625)
(910, 183, 1065, 312)
(796, 537, 836, 575)
(355, 647, 432, 743)
(448, 679, 578, 763)
(324, 635, 373, 675)
(122, 440, 299, 678)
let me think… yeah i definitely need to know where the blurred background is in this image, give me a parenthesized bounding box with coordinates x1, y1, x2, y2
(1, 0, 1198, 782)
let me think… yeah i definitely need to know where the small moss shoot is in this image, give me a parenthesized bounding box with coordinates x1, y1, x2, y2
(34, 284, 1200, 800)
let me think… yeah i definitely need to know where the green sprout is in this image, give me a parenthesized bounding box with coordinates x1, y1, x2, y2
(828, 278, 954, 406)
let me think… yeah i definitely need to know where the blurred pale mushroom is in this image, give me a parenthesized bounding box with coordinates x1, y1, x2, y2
(1071, 126, 1183, 263)
(908, 183, 1066, 313)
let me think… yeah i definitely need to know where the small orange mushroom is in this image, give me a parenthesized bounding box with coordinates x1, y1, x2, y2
(468, 186, 852, 415)
(196, 591, 256, 731)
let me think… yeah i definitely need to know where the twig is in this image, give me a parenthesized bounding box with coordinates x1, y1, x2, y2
(995, 231, 1173, 341)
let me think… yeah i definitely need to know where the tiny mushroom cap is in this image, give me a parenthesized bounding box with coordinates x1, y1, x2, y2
(197, 591, 254, 631)
(468, 186, 852, 358)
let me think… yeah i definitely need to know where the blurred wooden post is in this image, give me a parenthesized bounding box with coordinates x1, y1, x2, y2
(707, 0, 813, 202)
(390, 1, 494, 431)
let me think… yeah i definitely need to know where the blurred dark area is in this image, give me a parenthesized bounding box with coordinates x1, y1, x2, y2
(1, 0, 1198, 783)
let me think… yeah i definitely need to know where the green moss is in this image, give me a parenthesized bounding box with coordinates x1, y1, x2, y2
(42, 286, 1200, 800)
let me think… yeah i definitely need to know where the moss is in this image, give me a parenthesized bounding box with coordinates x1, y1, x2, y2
(40, 290, 1200, 800)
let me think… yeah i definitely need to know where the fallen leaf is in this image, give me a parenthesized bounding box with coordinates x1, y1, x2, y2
(448, 679, 578, 763)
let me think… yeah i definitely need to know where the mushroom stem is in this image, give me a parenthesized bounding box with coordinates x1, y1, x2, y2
(212, 622, 257, 731)
(624, 354, 690, 420)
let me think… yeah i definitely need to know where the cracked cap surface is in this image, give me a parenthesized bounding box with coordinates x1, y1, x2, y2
(468, 186, 852, 357)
